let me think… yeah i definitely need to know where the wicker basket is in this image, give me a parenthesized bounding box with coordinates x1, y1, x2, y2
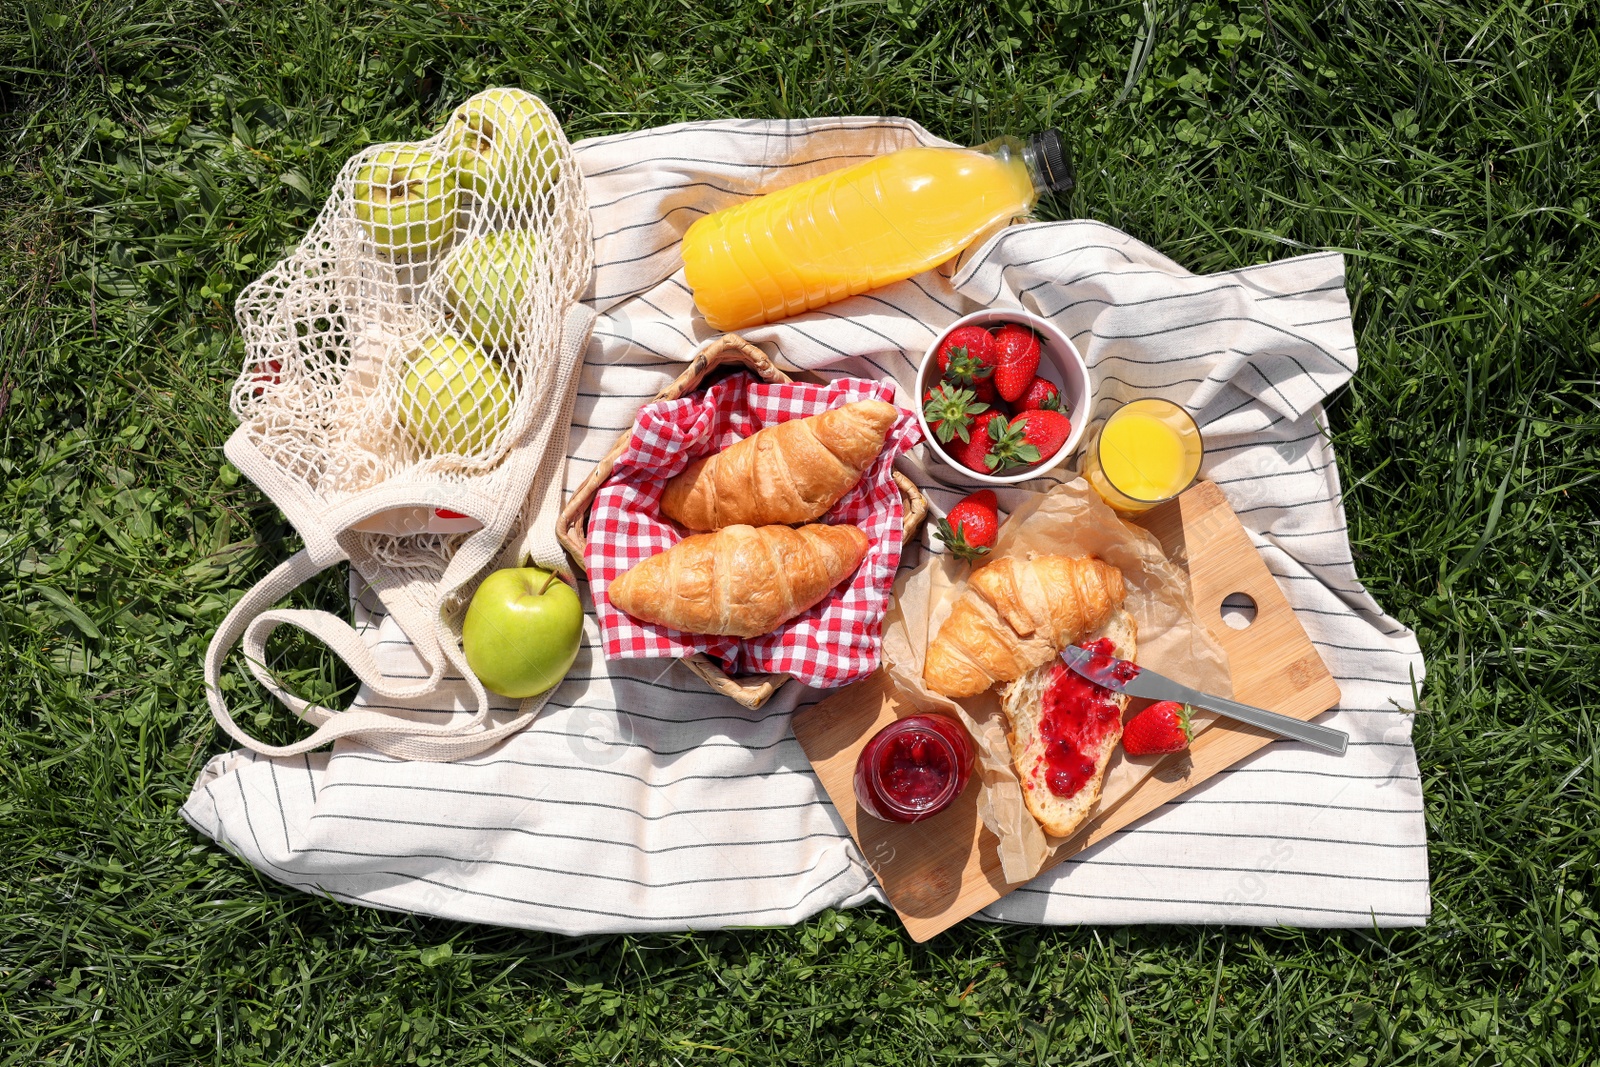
(556, 333, 927, 710)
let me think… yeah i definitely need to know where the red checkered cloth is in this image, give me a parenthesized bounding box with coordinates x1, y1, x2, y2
(587, 372, 922, 689)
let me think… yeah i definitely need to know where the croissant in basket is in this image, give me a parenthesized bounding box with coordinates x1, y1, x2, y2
(923, 554, 1127, 699)
(607, 523, 869, 638)
(661, 400, 898, 530)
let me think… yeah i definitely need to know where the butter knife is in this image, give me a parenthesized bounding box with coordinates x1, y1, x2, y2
(1059, 644, 1348, 755)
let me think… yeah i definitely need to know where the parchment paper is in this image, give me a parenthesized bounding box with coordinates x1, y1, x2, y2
(881, 478, 1233, 883)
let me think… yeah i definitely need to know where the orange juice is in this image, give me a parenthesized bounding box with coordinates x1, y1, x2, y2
(1086, 399, 1204, 514)
(681, 132, 1074, 331)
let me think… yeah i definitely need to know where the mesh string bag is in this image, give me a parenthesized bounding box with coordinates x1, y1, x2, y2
(204, 88, 596, 761)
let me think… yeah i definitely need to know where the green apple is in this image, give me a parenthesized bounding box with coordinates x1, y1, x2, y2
(463, 566, 584, 698)
(397, 332, 514, 456)
(444, 88, 560, 209)
(439, 230, 542, 351)
(352, 143, 458, 261)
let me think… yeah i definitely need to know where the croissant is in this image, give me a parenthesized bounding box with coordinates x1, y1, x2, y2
(1001, 608, 1138, 838)
(661, 400, 898, 530)
(607, 523, 869, 638)
(923, 555, 1127, 698)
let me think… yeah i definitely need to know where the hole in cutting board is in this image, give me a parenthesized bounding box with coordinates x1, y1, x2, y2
(1221, 592, 1258, 630)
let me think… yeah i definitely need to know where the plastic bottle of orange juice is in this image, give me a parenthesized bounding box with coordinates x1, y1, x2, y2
(681, 131, 1074, 331)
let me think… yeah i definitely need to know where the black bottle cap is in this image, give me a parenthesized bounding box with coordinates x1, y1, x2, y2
(1028, 129, 1076, 195)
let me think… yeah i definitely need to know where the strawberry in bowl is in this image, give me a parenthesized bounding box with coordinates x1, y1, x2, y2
(934, 325, 999, 405)
(915, 309, 1090, 485)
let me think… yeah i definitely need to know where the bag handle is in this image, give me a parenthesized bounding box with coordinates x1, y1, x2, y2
(203, 304, 597, 762)
(202, 548, 547, 760)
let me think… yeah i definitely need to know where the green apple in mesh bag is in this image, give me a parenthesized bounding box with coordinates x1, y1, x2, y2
(440, 230, 541, 351)
(398, 332, 514, 456)
(463, 566, 584, 698)
(352, 143, 458, 260)
(445, 88, 560, 207)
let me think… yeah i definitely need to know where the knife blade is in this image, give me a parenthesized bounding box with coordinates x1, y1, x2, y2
(1059, 644, 1348, 755)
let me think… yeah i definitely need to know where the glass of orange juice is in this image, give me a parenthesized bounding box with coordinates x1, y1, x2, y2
(1084, 398, 1205, 514)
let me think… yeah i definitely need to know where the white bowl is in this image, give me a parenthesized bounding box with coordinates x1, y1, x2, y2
(915, 308, 1092, 485)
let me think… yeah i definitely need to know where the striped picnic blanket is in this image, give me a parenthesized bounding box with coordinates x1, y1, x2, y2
(183, 117, 1431, 933)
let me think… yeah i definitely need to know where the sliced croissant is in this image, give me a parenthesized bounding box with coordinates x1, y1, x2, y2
(1001, 608, 1137, 838)
(661, 400, 898, 530)
(606, 523, 869, 638)
(923, 555, 1126, 698)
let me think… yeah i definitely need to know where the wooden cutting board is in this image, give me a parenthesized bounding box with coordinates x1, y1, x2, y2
(791, 479, 1342, 942)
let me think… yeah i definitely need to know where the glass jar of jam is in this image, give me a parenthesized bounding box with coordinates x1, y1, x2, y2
(853, 714, 975, 823)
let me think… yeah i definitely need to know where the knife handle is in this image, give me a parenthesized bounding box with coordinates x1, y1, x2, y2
(1188, 694, 1349, 755)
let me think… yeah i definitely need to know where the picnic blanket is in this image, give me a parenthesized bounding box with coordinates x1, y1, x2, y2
(183, 117, 1431, 933)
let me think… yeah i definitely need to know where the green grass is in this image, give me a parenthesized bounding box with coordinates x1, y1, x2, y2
(3, 0, 1598, 1063)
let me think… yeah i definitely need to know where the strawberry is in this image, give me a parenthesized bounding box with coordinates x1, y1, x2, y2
(937, 328, 999, 405)
(983, 415, 1041, 472)
(1016, 375, 1062, 413)
(936, 489, 1000, 561)
(1008, 408, 1073, 465)
(921, 382, 989, 444)
(948, 410, 1005, 473)
(1122, 701, 1193, 756)
(935, 326, 997, 381)
(991, 324, 1041, 403)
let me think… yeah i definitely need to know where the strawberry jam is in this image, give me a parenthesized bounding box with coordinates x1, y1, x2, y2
(854, 714, 975, 823)
(1034, 638, 1131, 799)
